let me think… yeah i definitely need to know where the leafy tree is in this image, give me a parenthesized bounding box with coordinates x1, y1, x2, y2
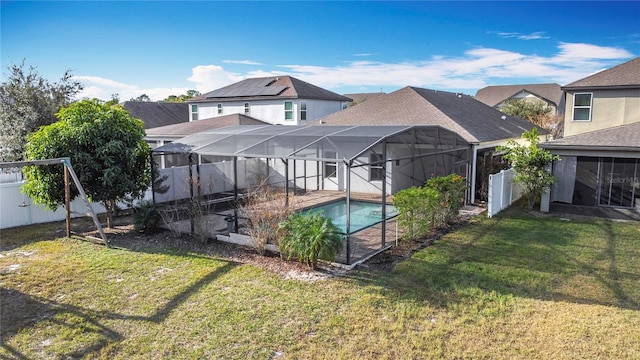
(105, 93, 120, 106)
(23, 99, 151, 227)
(0, 60, 83, 162)
(131, 94, 151, 102)
(497, 127, 560, 209)
(500, 99, 563, 138)
(162, 90, 201, 103)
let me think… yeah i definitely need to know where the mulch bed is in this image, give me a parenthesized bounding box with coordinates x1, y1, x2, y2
(76, 212, 478, 281)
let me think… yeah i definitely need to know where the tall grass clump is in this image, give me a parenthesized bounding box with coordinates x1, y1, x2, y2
(278, 212, 343, 268)
(240, 184, 296, 255)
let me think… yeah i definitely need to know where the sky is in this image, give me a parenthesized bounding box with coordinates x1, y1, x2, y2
(2, 1, 639, 101)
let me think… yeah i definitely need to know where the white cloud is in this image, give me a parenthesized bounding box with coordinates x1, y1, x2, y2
(187, 65, 242, 93)
(72, 42, 634, 101)
(222, 59, 263, 65)
(276, 42, 633, 91)
(73, 75, 192, 102)
(493, 31, 549, 40)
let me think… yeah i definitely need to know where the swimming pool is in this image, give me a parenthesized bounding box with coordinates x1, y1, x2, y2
(302, 200, 398, 234)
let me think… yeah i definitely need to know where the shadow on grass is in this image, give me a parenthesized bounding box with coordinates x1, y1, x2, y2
(0, 262, 237, 359)
(364, 208, 640, 311)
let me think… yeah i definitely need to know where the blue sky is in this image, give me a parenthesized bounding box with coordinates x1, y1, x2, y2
(2, 1, 639, 101)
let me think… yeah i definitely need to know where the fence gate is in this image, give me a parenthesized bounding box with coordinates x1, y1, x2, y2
(487, 168, 522, 218)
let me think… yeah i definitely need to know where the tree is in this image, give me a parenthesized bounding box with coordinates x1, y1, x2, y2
(162, 90, 201, 103)
(131, 94, 151, 102)
(0, 60, 83, 162)
(500, 99, 563, 138)
(23, 99, 151, 227)
(497, 127, 560, 209)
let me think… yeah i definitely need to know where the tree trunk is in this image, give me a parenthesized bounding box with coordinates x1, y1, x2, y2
(106, 199, 115, 228)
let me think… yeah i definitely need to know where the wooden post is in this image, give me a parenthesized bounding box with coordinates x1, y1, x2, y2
(64, 166, 71, 238)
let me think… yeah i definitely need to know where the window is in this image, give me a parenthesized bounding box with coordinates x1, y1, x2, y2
(284, 101, 293, 121)
(244, 102, 250, 114)
(572, 93, 592, 121)
(217, 103, 223, 115)
(190, 104, 198, 121)
(369, 153, 384, 181)
(324, 151, 337, 178)
(300, 101, 307, 121)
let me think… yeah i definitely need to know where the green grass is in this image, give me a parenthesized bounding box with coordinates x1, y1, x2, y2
(1, 208, 639, 359)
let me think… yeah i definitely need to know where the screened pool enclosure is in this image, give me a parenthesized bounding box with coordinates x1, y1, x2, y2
(152, 125, 471, 265)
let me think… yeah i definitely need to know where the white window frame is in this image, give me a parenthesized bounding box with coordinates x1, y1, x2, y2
(244, 102, 250, 114)
(190, 104, 198, 121)
(284, 101, 294, 121)
(324, 151, 337, 178)
(217, 103, 223, 115)
(300, 101, 307, 121)
(369, 153, 384, 181)
(572, 92, 593, 122)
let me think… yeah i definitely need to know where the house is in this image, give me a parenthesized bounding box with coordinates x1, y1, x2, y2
(311, 86, 543, 203)
(475, 83, 564, 115)
(122, 101, 188, 129)
(187, 76, 352, 125)
(146, 113, 269, 168)
(561, 57, 640, 137)
(539, 57, 640, 218)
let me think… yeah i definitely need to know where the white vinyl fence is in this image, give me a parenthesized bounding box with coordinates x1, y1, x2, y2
(487, 168, 523, 218)
(0, 180, 154, 230)
(0, 181, 111, 229)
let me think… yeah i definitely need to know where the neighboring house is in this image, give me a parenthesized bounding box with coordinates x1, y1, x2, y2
(122, 101, 188, 129)
(188, 76, 351, 125)
(540, 57, 640, 217)
(561, 57, 640, 137)
(312, 86, 543, 203)
(146, 113, 269, 168)
(475, 83, 564, 115)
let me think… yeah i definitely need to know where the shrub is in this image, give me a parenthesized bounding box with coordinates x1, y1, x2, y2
(393, 186, 440, 240)
(394, 174, 467, 240)
(278, 212, 343, 268)
(425, 173, 466, 226)
(133, 200, 161, 234)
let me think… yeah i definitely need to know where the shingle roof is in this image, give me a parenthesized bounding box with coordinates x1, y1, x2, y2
(123, 101, 188, 129)
(344, 92, 386, 104)
(311, 87, 540, 144)
(189, 75, 352, 103)
(562, 57, 640, 90)
(539, 122, 640, 150)
(475, 83, 562, 107)
(145, 114, 269, 137)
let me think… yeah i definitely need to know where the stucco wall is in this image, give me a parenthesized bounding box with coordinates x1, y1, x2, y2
(191, 99, 346, 125)
(564, 89, 640, 136)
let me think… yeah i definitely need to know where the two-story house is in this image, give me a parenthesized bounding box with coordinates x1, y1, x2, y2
(187, 76, 351, 125)
(475, 83, 564, 115)
(540, 57, 640, 217)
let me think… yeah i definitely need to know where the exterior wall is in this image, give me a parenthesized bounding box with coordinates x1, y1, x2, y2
(190, 99, 346, 125)
(563, 88, 640, 136)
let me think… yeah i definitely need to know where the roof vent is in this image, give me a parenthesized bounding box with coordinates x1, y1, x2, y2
(501, 115, 507, 121)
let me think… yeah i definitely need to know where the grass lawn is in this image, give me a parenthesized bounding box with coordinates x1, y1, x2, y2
(1, 208, 639, 359)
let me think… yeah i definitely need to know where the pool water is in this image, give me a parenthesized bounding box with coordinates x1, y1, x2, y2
(302, 200, 398, 234)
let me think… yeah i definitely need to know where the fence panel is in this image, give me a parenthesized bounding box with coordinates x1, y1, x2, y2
(487, 168, 522, 218)
(0, 181, 108, 229)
